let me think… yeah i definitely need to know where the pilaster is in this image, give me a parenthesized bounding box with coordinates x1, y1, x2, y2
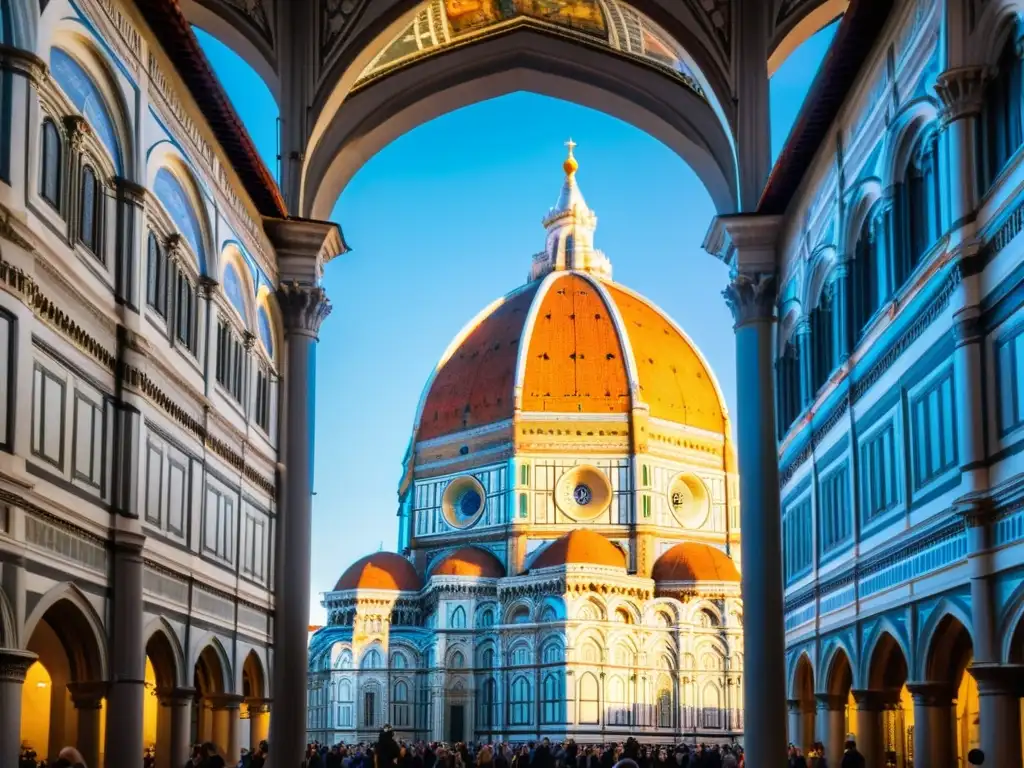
(156, 687, 194, 768)
(934, 67, 985, 236)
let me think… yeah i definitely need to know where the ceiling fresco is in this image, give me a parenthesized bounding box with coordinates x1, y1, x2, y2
(353, 0, 706, 98)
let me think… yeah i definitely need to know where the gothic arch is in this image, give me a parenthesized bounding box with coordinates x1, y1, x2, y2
(878, 98, 941, 189)
(23, 582, 108, 682)
(301, 27, 738, 220)
(861, 629, 909, 692)
(190, 634, 233, 694)
(143, 616, 187, 689)
(241, 647, 269, 698)
(503, 598, 535, 625)
(915, 598, 974, 679)
(917, 608, 975, 684)
(818, 638, 855, 695)
(788, 651, 815, 700)
(859, 616, 912, 686)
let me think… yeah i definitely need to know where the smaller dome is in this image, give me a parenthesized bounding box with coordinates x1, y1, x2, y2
(431, 547, 505, 579)
(652, 543, 740, 583)
(334, 552, 422, 592)
(531, 530, 626, 570)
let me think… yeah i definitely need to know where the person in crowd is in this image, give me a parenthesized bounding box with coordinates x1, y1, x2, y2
(839, 737, 864, 768)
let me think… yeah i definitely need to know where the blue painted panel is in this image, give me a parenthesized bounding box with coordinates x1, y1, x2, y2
(860, 419, 900, 524)
(909, 367, 958, 490)
(258, 306, 274, 356)
(223, 263, 247, 320)
(818, 461, 851, 556)
(50, 48, 122, 173)
(154, 168, 207, 272)
(784, 495, 813, 585)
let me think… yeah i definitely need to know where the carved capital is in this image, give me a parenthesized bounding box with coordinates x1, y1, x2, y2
(156, 686, 195, 707)
(243, 330, 257, 350)
(207, 693, 245, 710)
(0, 44, 47, 84)
(67, 680, 109, 709)
(969, 663, 1024, 696)
(62, 114, 91, 152)
(199, 275, 219, 299)
(906, 681, 955, 707)
(277, 281, 332, 338)
(814, 692, 846, 711)
(722, 270, 777, 327)
(851, 689, 888, 711)
(0, 649, 38, 683)
(164, 233, 186, 265)
(113, 176, 148, 207)
(935, 67, 986, 125)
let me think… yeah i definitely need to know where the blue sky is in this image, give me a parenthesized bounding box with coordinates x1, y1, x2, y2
(194, 20, 837, 622)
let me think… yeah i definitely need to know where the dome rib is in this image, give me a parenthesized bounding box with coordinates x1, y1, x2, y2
(334, 552, 422, 592)
(430, 547, 505, 579)
(651, 542, 740, 583)
(530, 530, 626, 570)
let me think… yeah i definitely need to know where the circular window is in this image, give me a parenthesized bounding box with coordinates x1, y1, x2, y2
(667, 473, 710, 528)
(442, 475, 486, 529)
(555, 466, 611, 521)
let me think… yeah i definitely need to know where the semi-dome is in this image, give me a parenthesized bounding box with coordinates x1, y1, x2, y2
(530, 529, 626, 570)
(334, 552, 422, 592)
(412, 145, 726, 444)
(430, 547, 505, 578)
(652, 542, 740, 583)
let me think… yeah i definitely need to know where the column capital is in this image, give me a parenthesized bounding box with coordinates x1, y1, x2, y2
(207, 693, 245, 710)
(723, 270, 778, 327)
(67, 680, 108, 709)
(703, 214, 783, 273)
(969, 663, 1024, 696)
(935, 66, 986, 125)
(62, 114, 91, 153)
(246, 697, 272, 713)
(156, 686, 195, 706)
(814, 692, 846, 710)
(0, 648, 37, 683)
(112, 176, 148, 207)
(906, 681, 955, 706)
(263, 216, 347, 285)
(850, 688, 896, 711)
(277, 282, 332, 338)
(952, 492, 996, 528)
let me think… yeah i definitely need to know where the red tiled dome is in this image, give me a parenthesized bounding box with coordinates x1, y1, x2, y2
(430, 547, 505, 578)
(651, 542, 740, 583)
(334, 552, 422, 592)
(414, 272, 724, 441)
(530, 530, 626, 570)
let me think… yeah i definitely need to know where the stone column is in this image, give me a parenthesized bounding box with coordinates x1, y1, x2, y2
(795, 319, 813, 407)
(851, 690, 885, 768)
(210, 694, 243, 760)
(970, 665, 1024, 768)
(248, 699, 271, 747)
(907, 682, 955, 768)
(787, 699, 802, 748)
(0, 649, 37, 767)
(157, 687, 193, 768)
(830, 263, 851, 362)
(105, 530, 147, 768)
(265, 217, 345, 768)
(710, 214, 786, 767)
(815, 694, 846, 768)
(67, 681, 107, 768)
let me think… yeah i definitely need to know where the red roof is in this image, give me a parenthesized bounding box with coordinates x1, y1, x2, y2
(530, 530, 626, 570)
(334, 552, 422, 592)
(652, 542, 740, 583)
(430, 547, 506, 578)
(132, 0, 287, 218)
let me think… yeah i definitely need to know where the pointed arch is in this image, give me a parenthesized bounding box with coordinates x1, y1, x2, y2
(788, 650, 815, 699)
(23, 581, 107, 682)
(143, 616, 186, 690)
(915, 598, 974, 679)
(862, 630, 909, 691)
(860, 617, 912, 687)
(818, 640, 854, 697)
(242, 648, 269, 698)
(918, 607, 975, 684)
(191, 634, 232, 695)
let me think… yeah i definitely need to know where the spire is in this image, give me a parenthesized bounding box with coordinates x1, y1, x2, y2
(530, 140, 612, 282)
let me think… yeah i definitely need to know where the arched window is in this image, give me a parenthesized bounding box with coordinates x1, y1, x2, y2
(509, 605, 530, 624)
(478, 647, 495, 668)
(775, 338, 801, 439)
(508, 676, 531, 725)
(360, 648, 383, 669)
(146, 233, 168, 316)
(657, 681, 673, 728)
(809, 283, 834, 395)
(609, 676, 628, 725)
(540, 604, 558, 622)
(391, 653, 407, 669)
(449, 605, 467, 629)
(580, 640, 601, 664)
(702, 684, 721, 728)
(39, 119, 62, 209)
(478, 677, 497, 729)
(173, 264, 197, 354)
(338, 679, 353, 727)
(896, 130, 940, 285)
(258, 306, 274, 357)
(50, 48, 122, 172)
(851, 203, 888, 339)
(336, 650, 353, 670)
(78, 165, 101, 257)
(579, 672, 600, 724)
(223, 262, 248, 320)
(980, 26, 1024, 193)
(540, 673, 563, 724)
(541, 640, 563, 664)
(391, 681, 410, 727)
(449, 651, 465, 669)
(154, 168, 206, 270)
(478, 608, 494, 627)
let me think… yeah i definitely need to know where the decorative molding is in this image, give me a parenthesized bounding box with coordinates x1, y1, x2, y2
(320, 0, 369, 68)
(0, 44, 48, 84)
(722, 271, 778, 327)
(934, 66, 986, 126)
(277, 282, 332, 337)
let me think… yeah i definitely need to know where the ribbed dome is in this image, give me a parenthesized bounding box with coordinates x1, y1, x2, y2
(334, 552, 422, 592)
(414, 271, 724, 441)
(652, 542, 740, 583)
(530, 530, 626, 570)
(430, 547, 505, 578)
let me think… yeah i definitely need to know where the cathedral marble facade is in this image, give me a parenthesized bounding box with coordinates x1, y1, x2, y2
(769, 1, 1024, 767)
(307, 150, 745, 745)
